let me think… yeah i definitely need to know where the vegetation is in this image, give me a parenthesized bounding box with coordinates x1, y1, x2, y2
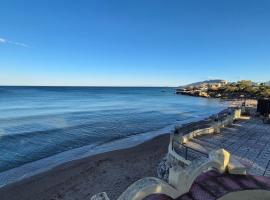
(209, 80, 270, 99)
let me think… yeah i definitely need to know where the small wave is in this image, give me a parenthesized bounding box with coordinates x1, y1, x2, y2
(0, 123, 175, 187)
(0, 107, 141, 122)
(0, 113, 214, 187)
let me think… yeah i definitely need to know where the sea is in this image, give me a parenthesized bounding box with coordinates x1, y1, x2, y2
(0, 86, 227, 185)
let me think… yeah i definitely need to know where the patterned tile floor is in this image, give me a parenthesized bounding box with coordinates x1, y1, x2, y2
(195, 117, 270, 176)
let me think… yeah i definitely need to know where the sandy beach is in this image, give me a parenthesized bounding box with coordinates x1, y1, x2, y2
(0, 134, 170, 200)
(0, 94, 243, 200)
(1, 0, 269, 199)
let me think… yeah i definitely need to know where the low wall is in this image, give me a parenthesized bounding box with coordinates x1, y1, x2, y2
(92, 149, 255, 200)
(157, 107, 241, 181)
(178, 108, 240, 145)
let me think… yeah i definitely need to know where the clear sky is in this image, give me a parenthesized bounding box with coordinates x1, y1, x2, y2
(0, 0, 270, 86)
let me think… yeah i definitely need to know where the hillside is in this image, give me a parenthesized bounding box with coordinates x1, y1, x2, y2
(182, 79, 227, 88)
(177, 80, 270, 99)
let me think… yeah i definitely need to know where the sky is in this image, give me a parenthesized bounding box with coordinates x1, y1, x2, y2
(0, 0, 270, 86)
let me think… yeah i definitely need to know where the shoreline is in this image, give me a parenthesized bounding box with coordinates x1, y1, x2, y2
(0, 102, 228, 188)
(0, 134, 170, 200)
(0, 101, 231, 200)
(0, 124, 174, 188)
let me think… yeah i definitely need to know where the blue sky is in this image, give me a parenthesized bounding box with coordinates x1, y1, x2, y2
(0, 0, 270, 86)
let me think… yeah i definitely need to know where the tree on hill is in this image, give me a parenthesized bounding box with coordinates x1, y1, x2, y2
(236, 80, 253, 90)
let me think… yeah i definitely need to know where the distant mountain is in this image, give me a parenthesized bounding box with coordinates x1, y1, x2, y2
(180, 79, 227, 88)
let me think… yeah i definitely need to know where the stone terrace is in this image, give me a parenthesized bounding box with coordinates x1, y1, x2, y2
(182, 117, 270, 176)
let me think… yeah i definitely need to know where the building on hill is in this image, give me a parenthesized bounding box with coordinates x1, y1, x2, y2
(207, 80, 228, 88)
(176, 80, 228, 97)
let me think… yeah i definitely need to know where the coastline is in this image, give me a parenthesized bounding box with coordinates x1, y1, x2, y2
(0, 124, 175, 188)
(0, 134, 170, 200)
(0, 101, 227, 188)
(0, 99, 231, 200)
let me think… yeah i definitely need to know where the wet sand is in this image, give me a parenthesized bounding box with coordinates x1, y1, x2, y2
(0, 134, 170, 200)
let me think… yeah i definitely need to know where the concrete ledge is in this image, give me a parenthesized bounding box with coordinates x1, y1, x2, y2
(168, 143, 191, 165)
(94, 148, 250, 200)
(117, 177, 180, 200)
(177, 108, 241, 145)
(227, 156, 247, 175)
(168, 149, 230, 196)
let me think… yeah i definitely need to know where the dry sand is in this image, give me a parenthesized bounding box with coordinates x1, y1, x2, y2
(0, 134, 169, 200)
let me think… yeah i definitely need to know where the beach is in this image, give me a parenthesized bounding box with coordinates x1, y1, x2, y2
(0, 134, 170, 200)
(1, 0, 269, 199)
(0, 86, 225, 173)
(0, 87, 228, 200)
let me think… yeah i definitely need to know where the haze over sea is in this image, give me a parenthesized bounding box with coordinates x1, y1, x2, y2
(0, 86, 227, 173)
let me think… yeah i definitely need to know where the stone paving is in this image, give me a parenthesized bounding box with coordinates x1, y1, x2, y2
(194, 117, 270, 176)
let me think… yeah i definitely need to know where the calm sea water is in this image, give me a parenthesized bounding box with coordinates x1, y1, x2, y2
(0, 86, 227, 172)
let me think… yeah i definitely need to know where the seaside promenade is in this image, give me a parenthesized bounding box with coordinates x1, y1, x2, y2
(176, 116, 270, 177)
(108, 110, 270, 200)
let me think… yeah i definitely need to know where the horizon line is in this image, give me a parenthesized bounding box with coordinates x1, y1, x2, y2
(0, 84, 176, 88)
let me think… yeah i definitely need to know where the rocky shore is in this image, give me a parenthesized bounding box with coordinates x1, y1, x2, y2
(176, 80, 270, 99)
